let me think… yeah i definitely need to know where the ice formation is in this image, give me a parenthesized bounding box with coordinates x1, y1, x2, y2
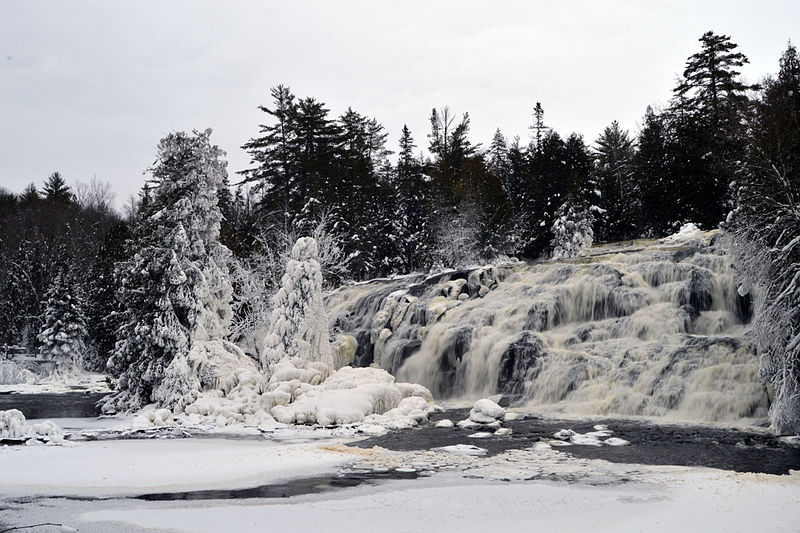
(328, 230, 768, 425)
(261, 237, 333, 371)
(552, 426, 629, 446)
(0, 409, 63, 443)
(132, 237, 435, 432)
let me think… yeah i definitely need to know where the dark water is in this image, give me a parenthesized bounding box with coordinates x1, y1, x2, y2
(353, 409, 800, 475)
(0, 392, 108, 418)
(135, 469, 420, 501)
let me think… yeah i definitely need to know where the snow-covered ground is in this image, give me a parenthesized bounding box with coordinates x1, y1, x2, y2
(0, 420, 798, 532)
(0, 371, 110, 394)
(74, 471, 799, 533)
(0, 438, 355, 498)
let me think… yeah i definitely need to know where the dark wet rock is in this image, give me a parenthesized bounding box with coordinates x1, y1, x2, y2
(497, 333, 546, 397)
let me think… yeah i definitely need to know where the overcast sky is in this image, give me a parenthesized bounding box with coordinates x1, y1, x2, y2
(1, 0, 798, 206)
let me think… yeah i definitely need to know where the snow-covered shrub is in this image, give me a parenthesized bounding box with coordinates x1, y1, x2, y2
(551, 200, 595, 259)
(0, 360, 38, 385)
(261, 237, 332, 372)
(432, 206, 482, 268)
(0, 409, 63, 442)
(37, 271, 87, 378)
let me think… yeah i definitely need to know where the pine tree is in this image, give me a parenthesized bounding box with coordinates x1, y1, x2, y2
(104, 129, 236, 412)
(395, 125, 432, 271)
(675, 31, 755, 120)
(670, 31, 755, 229)
(592, 121, 637, 242)
(38, 270, 87, 378)
(550, 198, 594, 260)
(42, 172, 74, 204)
(241, 85, 298, 219)
(632, 106, 676, 236)
(85, 222, 130, 372)
(529, 102, 548, 151)
(19, 183, 40, 204)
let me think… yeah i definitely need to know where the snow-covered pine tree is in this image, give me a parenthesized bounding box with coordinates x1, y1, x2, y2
(261, 237, 332, 372)
(103, 129, 239, 413)
(37, 270, 87, 378)
(550, 199, 595, 259)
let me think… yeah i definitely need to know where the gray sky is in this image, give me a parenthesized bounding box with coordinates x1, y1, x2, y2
(1, 0, 797, 206)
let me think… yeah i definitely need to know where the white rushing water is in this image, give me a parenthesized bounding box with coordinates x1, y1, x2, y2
(327, 230, 769, 425)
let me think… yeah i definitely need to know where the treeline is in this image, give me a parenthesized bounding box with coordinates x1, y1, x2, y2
(232, 31, 757, 275)
(1, 32, 798, 409)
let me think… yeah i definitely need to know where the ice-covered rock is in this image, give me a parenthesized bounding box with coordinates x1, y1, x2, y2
(554, 429, 576, 440)
(495, 427, 513, 436)
(468, 431, 493, 438)
(435, 419, 454, 428)
(469, 398, 506, 424)
(434, 444, 488, 456)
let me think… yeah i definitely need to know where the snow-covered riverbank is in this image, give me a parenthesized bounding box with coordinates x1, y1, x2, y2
(0, 427, 798, 533)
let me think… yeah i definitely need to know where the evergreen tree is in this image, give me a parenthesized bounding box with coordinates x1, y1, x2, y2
(592, 121, 637, 242)
(241, 85, 298, 219)
(19, 183, 40, 204)
(42, 172, 74, 203)
(528, 102, 548, 151)
(85, 222, 130, 372)
(632, 106, 676, 236)
(38, 270, 87, 377)
(395, 125, 432, 271)
(670, 31, 756, 228)
(104, 129, 236, 412)
(550, 197, 595, 260)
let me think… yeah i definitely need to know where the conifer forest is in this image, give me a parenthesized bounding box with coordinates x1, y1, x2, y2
(1, 9, 799, 531)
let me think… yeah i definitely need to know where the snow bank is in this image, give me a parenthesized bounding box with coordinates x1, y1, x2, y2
(0, 409, 63, 443)
(263, 359, 434, 428)
(662, 222, 703, 243)
(133, 355, 435, 433)
(0, 438, 355, 498)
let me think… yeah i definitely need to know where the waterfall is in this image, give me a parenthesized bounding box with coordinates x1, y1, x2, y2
(326, 232, 769, 425)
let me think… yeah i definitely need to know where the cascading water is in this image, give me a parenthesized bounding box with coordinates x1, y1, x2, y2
(327, 230, 770, 425)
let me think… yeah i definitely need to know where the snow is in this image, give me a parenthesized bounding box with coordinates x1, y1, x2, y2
(0, 360, 38, 385)
(435, 418, 454, 428)
(67, 470, 800, 533)
(662, 222, 703, 243)
(433, 444, 488, 456)
(261, 237, 332, 371)
(0, 409, 63, 442)
(469, 398, 505, 423)
(0, 438, 355, 498)
(0, 371, 110, 394)
(553, 427, 629, 446)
